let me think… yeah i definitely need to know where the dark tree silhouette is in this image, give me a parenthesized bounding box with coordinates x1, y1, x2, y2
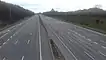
(100, 20, 104, 24)
(0, 1, 35, 24)
(96, 20, 100, 24)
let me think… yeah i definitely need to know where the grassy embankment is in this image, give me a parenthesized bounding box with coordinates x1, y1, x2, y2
(46, 15, 106, 34)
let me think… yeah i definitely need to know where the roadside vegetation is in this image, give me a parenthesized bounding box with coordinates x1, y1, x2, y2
(43, 8, 106, 34)
(0, 1, 35, 30)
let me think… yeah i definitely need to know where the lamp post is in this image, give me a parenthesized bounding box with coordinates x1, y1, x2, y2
(66, 12, 68, 22)
(9, 6, 12, 21)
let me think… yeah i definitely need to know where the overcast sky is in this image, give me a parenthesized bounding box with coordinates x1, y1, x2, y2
(1, 0, 106, 13)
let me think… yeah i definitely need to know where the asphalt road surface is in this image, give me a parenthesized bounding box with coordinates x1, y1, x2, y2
(0, 15, 54, 60)
(40, 15, 106, 60)
(0, 14, 106, 60)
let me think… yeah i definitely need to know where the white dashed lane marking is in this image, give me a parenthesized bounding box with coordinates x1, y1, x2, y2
(3, 57, 6, 60)
(21, 56, 24, 60)
(8, 30, 10, 32)
(81, 35, 86, 38)
(0, 33, 8, 39)
(101, 46, 106, 49)
(15, 40, 18, 44)
(53, 30, 78, 60)
(7, 39, 10, 41)
(100, 40, 106, 43)
(78, 34, 81, 36)
(13, 34, 15, 36)
(27, 40, 30, 44)
(87, 39, 91, 41)
(3, 42, 6, 45)
(93, 42, 98, 44)
(30, 33, 32, 35)
(98, 51, 106, 56)
(75, 32, 78, 34)
(10, 36, 12, 38)
(84, 51, 95, 60)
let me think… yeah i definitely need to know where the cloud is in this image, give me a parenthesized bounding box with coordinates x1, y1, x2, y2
(1, 0, 106, 13)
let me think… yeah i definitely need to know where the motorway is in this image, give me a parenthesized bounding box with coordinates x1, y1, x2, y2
(40, 15, 106, 60)
(0, 15, 54, 60)
(0, 14, 106, 60)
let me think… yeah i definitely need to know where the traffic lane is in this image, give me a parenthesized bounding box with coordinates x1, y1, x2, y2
(41, 15, 106, 44)
(59, 34, 97, 60)
(0, 31, 32, 60)
(0, 15, 36, 45)
(61, 31, 106, 60)
(47, 22, 106, 59)
(67, 29, 106, 54)
(40, 15, 77, 60)
(44, 23, 78, 60)
(0, 15, 34, 38)
(0, 18, 28, 40)
(0, 22, 26, 46)
(42, 14, 105, 37)
(47, 24, 103, 60)
(0, 18, 26, 37)
(69, 24, 106, 42)
(42, 16, 106, 50)
(24, 16, 40, 60)
(39, 23, 54, 60)
(67, 28, 106, 47)
(47, 19, 106, 59)
(41, 15, 106, 59)
(1, 15, 35, 33)
(59, 21, 106, 46)
(17, 15, 40, 60)
(0, 32, 7, 37)
(0, 15, 39, 60)
(47, 22, 106, 60)
(27, 27, 40, 60)
(0, 21, 37, 60)
(49, 23, 106, 48)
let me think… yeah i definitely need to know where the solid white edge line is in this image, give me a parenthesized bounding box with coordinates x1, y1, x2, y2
(52, 28, 78, 60)
(0, 33, 8, 39)
(84, 51, 95, 60)
(73, 24, 106, 36)
(38, 19, 43, 60)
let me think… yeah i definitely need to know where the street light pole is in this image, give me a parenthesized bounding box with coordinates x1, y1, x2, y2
(9, 7, 12, 21)
(66, 12, 68, 21)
